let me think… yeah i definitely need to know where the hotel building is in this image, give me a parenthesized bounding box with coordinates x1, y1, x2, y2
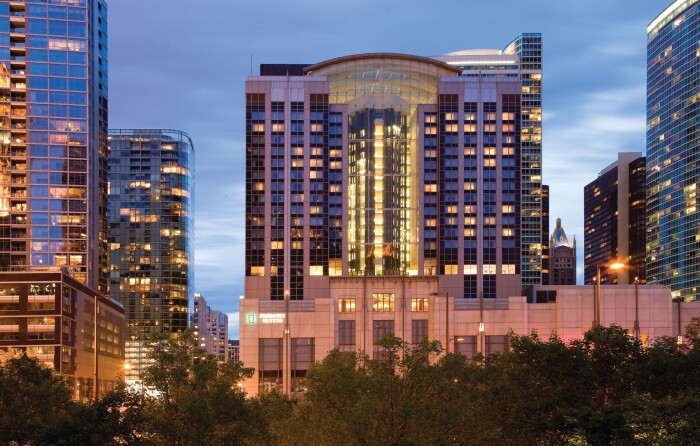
(647, 0, 700, 301)
(243, 35, 547, 394)
(584, 152, 646, 285)
(0, 0, 109, 292)
(108, 129, 194, 383)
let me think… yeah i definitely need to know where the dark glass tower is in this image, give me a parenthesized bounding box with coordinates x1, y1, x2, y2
(108, 129, 194, 383)
(584, 152, 646, 285)
(0, 0, 108, 291)
(647, 0, 700, 301)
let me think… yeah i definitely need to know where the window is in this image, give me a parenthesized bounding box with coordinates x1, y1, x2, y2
(338, 298, 356, 313)
(373, 320, 395, 342)
(412, 320, 428, 344)
(309, 265, 323, 276)
(464, 265, 477, 275)
(411, 298, 429, 312)
(482, 264, 496, 274)
(372, 294, 394, 312)
(486, 335, 507, 355)
(338, 320, 355, 345)
(455, 336, 477, 359)
(502, 264, 516, 275)
(250, 266, 264, 276)
(0, 296, 19, 311)
(444, 265, 459, 275)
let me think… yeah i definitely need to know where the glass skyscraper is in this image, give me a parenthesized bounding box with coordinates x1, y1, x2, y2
(647, 0, 700, 301)
(0, 0, 108, 291)
(108, 129, 194, 382)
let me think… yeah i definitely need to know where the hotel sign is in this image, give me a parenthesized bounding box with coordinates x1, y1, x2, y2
(259, 313, 286, 324)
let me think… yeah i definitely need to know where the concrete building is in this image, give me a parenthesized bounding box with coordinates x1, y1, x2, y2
(549, 218, 576, 285)
(228, 339, 239, 363)
(647, 0, 700, 301)
(0, 271, 124, 401)
(192, 292, 228, 361)
(240, 282, 700, 396)
(0, 1, 109, 292)
(584, 152, 646, 285)
(108, 129, 194, 384)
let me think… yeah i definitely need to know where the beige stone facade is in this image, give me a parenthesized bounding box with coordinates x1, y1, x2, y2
(240, 280, 700, 397)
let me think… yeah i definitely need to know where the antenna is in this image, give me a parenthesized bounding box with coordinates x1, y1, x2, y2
(250, 54, 253, 76)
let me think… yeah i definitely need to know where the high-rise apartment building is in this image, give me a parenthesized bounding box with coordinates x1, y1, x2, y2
(243, 34, 544, 394)
(541, 184, 550, 284)
(108, 129, 194, 383)
(584, 152, 646, 285)
(648, 0, 700, 301)
(192, 292, 228, 361)
(0, 0, 109, 291)
(548, 218, 576, 285)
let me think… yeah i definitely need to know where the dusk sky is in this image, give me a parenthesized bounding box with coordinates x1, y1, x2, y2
(109, 0, 668, 338)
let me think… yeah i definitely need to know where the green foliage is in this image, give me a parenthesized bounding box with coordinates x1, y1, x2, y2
(2, 325, 700, 445)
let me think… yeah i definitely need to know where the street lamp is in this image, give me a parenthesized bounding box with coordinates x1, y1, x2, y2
(595, 262, 625, 327)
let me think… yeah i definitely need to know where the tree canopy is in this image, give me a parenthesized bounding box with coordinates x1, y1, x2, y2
(1, 319, 699, 445)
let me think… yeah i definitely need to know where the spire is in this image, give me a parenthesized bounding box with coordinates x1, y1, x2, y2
(551, 217, 572, 248)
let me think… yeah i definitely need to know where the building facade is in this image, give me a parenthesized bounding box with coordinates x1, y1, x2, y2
(548, 217, 576, 285)
(244, 36, 546, 395)
(541, 184, 550, 285)
(647, 0, 700, 301)
(108, 129, 194, 383)
(0, 271, 124, 401)
(584, 152, 646, 285)
(0, 0, 109, 292)
(192, 292, 228, 361)
(228, 339, 239, 363)
(240, 281, 699, 396)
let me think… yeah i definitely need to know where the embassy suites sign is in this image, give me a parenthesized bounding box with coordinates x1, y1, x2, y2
(247, 313, 287, 324)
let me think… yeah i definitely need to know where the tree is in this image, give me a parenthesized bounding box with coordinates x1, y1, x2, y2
(140, 329, 255, 446)
(0, 354, 75, 445)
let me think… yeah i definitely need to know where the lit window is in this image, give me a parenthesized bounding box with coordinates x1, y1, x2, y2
(464, 265, 477, 275)
(271, 123, 284, 132)
(444, 265, 459, 275)
(372, 294, 394, 312)
(502, 205, 515, 213)
(271, 241, 283, 250)
(339, 299, 356, 312)
(425, 114, 437, 124)
(484, 159, 496, 167)
(502, 147, 515, 155)
(464, 147, 475, 156)
(250, 267, 264, 276)
(482, 264, 496, 275)
(502, 112, 516, 121)
(411, 298, 429, 312)
(502, 265, 516, 275)
(484, 147, 496, 156)
(503, 228, 514, 237)
(310, 265, 324, 276)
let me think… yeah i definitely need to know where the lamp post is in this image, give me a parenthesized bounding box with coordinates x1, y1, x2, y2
(595, 262, 625, 327)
